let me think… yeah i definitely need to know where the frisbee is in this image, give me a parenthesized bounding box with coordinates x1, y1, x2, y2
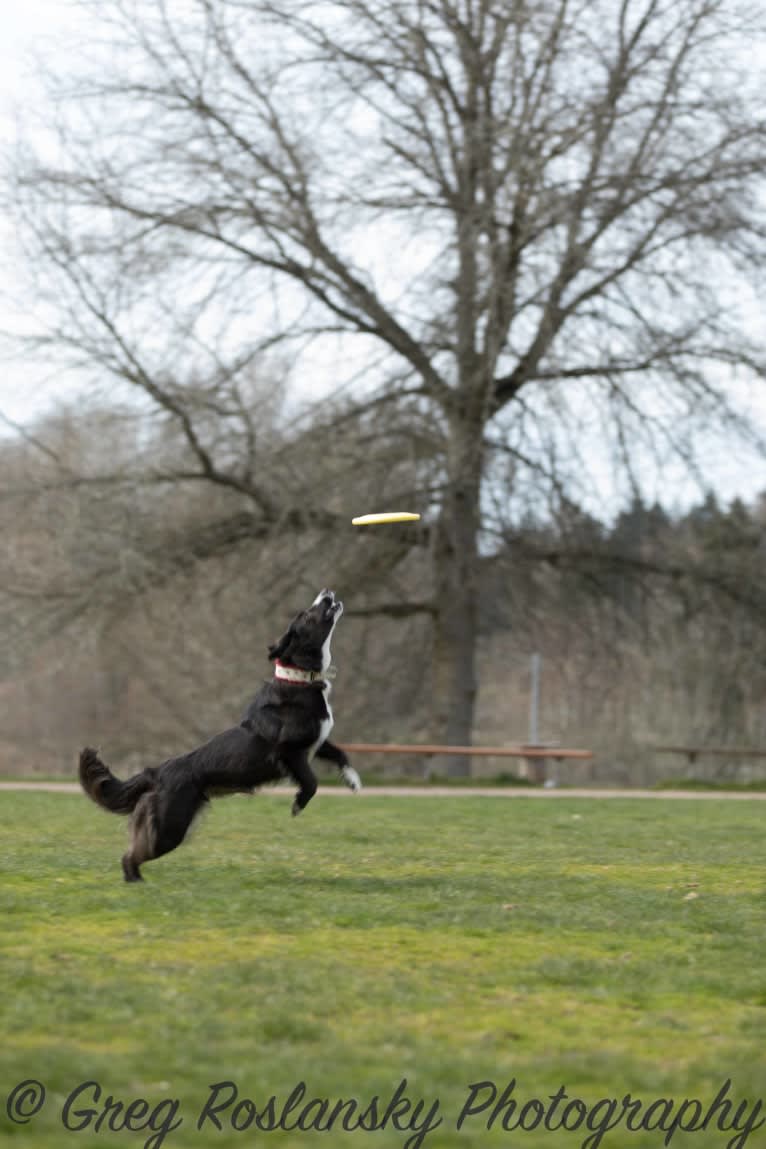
(351, 512, 421, 525)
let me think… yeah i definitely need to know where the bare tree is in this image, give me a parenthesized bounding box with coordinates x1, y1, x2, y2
(4, 0, 766, 771)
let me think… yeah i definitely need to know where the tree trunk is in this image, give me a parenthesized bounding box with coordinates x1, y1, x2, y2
(429, 423, 483, 777)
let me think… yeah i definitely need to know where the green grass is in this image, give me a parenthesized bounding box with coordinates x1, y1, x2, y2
(2, 792, 766, 1149)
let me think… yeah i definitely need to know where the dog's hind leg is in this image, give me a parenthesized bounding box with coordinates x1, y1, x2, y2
(153, 786, 206, 860)
(123, 792, 157, 882)
(123, 783, 206, 881)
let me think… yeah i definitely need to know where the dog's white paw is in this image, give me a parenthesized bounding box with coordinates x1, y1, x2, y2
(342, 766, 362, 793)
(292, 798, 302, 816)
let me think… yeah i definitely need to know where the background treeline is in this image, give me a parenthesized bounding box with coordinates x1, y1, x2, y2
(4, 0, 766, 783)
(1, 402, 764, 784)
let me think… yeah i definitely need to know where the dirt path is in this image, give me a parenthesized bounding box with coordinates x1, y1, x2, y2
(1, 781, 764, 800)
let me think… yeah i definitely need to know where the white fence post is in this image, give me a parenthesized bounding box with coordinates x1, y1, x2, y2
(529, 652, 541, 746)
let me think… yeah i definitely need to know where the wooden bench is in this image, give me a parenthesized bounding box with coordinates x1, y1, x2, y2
(337, 743, 593, 784)
(653, 746, 766, 776)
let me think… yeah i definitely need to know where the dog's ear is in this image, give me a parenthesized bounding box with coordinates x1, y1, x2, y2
(268, 619, 298, 661)
(268, 633, 290, 661)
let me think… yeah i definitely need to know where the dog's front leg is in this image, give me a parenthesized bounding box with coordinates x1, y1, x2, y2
(280, 748, 318, 816)
(315, 740, 362, 793)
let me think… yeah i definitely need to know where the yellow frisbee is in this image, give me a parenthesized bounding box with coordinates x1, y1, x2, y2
(351, 512, 421, 525)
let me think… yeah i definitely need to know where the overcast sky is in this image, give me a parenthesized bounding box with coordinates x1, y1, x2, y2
(1, 1, 764, 513)
(0, 1, 81, 424)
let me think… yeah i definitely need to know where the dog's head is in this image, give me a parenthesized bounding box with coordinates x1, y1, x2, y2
(268, 588, 344, 673)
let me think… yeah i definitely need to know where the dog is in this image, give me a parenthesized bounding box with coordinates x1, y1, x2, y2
(79, 588, 361, 881)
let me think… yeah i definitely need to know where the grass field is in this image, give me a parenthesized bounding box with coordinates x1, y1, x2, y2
(2, 791, 765, 1149)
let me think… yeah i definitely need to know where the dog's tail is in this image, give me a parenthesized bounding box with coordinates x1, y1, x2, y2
(79, 747, 155, 814)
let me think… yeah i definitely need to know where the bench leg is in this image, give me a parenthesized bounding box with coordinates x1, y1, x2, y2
(525, 757, 547, 785)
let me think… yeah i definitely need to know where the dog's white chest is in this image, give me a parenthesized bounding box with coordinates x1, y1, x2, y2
(308, 687, 334, 762)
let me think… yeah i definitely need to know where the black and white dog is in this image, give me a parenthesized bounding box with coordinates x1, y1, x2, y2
(79, 589, 361, 881)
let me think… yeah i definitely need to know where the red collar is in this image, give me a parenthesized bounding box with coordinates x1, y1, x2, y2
(274, 660, 334, 685)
